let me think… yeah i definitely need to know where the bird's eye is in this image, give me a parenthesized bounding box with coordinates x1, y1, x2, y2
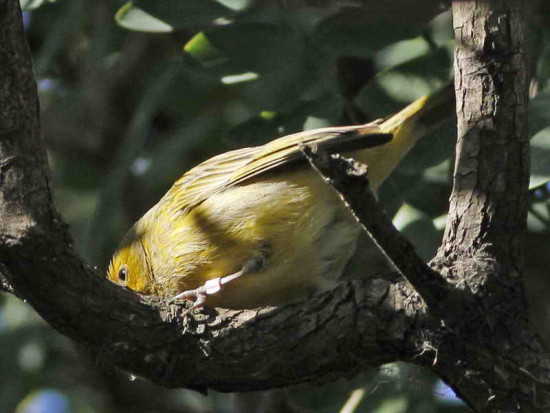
(118, 265, 128, 285)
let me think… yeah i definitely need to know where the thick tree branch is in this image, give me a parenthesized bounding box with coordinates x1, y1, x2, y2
(3, 229, 426, 392)
(437, 0, 530, 327)
(0, 1, 56, 236)
(439, 0, 530, 286)
(424, 1, 550, 411)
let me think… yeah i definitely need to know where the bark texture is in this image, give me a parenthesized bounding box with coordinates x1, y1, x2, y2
(427, 1, 550, 411)
(443, 0, 529, 287)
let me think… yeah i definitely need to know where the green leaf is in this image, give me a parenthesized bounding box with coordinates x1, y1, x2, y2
(311, 7, 433, 58)
(20, 0, 56, 10)
(529, 89, 550, 137)
(115, 2, 171, 33)
(428, 10, 454, 48)
(185, 23, 310, 110)
(214, 0, 250, 11)
(226, 102, 316, 147)
(377, 397, 408, 413)
(184, 23, 306, 75)
(396, 205, 442, 261)
(115, 0, 232, 33)
(375, 37, 431, 70)
(529, 90, 550, 189)
(530, 127, 550, 189)
(184, 32, 228, 66)
(378, 123, 455, 220)
(527, 200, 550, 232)
(357, 45, 453, 120)
(202, 23, 303, 73)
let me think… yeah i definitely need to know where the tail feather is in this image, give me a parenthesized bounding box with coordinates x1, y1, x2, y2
(353, 82, 456, 189)
(379, 82, 456, 137)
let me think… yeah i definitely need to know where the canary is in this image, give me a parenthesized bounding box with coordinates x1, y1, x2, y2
(107, 85, 454, 309)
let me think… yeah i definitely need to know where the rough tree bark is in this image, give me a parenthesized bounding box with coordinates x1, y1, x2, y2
(427, 0, 550, 410)
(1, 0, 549, 411)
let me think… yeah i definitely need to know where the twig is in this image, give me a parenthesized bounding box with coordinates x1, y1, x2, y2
(301, 144, 451, 316)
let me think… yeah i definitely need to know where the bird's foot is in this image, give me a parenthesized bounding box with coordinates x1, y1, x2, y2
(168, 255, 266, 312)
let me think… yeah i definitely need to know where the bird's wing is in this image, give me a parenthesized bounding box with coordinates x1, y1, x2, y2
(163, 124, 392, 213)
(164, 146, 259, 213)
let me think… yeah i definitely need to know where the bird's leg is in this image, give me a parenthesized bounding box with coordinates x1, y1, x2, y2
(169, 255, 266, 311)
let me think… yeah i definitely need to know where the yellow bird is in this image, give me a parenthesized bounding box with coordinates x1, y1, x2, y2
(108, 85, 454, 309)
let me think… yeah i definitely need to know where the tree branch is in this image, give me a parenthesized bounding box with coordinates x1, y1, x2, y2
(435, 0, 531, 329)
(299, 128, 550, 411)
(424, 1, 550, 411)
(3, 227, 427, 392)
(439, 0, 530, 287)
(300, 146, 452, 318)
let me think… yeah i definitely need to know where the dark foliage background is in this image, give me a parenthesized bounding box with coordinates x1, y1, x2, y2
(4, 0, 550, 411)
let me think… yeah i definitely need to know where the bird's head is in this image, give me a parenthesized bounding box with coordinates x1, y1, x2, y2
(107, 227, 155, 294)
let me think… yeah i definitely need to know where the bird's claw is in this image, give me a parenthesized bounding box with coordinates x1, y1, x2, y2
(168, 255, 266, 312)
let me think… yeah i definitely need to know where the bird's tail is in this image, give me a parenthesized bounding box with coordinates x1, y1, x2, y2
(377, 82, 456, 139)
(354, 82, 456, 189)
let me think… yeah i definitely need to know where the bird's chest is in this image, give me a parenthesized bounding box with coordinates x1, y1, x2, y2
(150, 170, 360, 307)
